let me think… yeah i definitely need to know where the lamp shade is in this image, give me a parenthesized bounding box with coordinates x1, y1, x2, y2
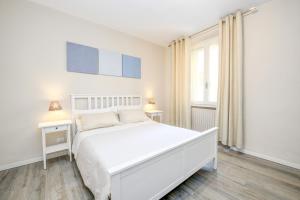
(49, 101, 62, 111)
(148, 98, 155, 105)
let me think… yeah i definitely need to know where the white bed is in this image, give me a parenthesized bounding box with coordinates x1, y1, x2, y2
(71, 95, 218, 200)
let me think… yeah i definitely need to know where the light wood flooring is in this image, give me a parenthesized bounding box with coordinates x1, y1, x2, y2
(1, 147, 299, 200)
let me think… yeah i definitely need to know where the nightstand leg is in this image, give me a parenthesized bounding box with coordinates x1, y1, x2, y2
(43, 158, 46, 170)
(42, 131, 46, 169)
(69, 149, 72, 162)
(67, 126, 72, 162)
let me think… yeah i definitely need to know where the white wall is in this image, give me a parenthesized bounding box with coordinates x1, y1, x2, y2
(1, 0, 299, 170)
(0, 0, 167, 168)
(243, 0, 300, 167)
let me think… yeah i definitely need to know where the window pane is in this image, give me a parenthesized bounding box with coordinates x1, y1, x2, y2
(208, 44, 219, 103)
(191, 48, 205, 103)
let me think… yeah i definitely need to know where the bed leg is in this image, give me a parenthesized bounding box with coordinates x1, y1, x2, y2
(213, 157, 217, 170)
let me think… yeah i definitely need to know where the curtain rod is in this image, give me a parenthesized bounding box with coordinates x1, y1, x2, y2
(189, 7, 257, 39)
(168, 7, 257, 46)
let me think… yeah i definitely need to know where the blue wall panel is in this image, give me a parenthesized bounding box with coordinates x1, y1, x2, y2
(122, 55, 141, 79)
(99, 49, 122, 77)
(67, 42, 99, 74)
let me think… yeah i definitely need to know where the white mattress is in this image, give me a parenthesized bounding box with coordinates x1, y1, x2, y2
(72, 120, 208, 199)
(73, 120, 207, 174)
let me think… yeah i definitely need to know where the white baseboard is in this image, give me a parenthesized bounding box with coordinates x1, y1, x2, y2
(0, 151, 68, 171)
(1, 148, 299, 171)
(231, 147, 300, 170)
(0, 156, 43, 171)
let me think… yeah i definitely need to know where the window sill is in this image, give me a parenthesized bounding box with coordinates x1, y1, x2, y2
(191, 104, 216, 109)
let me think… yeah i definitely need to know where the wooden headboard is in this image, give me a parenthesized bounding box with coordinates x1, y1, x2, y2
(70, 94, 142, 136)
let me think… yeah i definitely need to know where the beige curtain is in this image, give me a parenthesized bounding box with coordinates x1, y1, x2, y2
(216, 11, 244, 148)
(169, 37, 191, 128)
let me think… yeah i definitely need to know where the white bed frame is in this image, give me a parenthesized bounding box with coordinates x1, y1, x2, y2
(71, 94, 218, 200)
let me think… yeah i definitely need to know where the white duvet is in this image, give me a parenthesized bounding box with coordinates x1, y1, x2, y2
(72, 120, 207, 200)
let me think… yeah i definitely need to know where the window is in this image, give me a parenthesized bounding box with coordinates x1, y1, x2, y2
(191, 36, 219, 105)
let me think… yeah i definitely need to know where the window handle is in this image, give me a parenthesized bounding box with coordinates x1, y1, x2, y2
(205, 81, 208, 89)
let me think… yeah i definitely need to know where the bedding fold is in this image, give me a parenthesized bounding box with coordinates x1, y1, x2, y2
(76, 137, 111, 200)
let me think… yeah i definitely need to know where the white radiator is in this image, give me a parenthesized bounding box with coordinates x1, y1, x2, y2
(191, 106, 216, 132)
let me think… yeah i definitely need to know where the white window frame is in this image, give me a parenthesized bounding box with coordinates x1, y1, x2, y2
(191, 36, 219, 107)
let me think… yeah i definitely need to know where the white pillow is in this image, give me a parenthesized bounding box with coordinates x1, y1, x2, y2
(118, 109, 148, 123)
(77, 112, 119, 132)
(75, 118, 83, 133)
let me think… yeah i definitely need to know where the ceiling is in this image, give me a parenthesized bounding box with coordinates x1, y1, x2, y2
(30, 0, 270, 46)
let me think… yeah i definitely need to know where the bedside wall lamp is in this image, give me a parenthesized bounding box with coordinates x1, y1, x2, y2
(49, 101, 62, 111)
(148, 98, 155, 105)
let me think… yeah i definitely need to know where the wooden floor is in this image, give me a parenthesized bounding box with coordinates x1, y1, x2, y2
(1, 147, 299, 200)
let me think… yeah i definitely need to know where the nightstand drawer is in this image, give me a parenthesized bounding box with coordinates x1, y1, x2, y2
(44, 125, 68, 133)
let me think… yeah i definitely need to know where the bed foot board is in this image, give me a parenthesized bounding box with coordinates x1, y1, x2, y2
(111, 127, 218, 200)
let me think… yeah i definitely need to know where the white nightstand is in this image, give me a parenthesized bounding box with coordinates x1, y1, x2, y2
(145, 110, 163, 123)
(38, 120, 72, 169)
